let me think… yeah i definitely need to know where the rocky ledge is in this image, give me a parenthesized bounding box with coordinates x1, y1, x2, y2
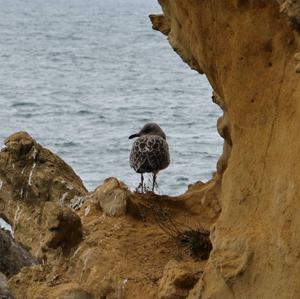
(0, 132, 219, 298)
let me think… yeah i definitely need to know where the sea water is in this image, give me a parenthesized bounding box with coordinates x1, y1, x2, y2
(0, 0, 223, 195)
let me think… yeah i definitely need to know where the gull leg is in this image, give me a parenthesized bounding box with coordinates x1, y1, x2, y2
(152, 173, 157, 192)
(141, 173, 144, 193)
(137, 173, 144, 193)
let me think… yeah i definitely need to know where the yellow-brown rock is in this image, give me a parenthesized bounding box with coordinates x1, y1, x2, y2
(6, 171, 215, 299)
(158, 260, 202, 299)
(278, 0, 300, 31)
(151, 1, 300, 298)
(42, 202, 82, 253)
(0, 273, 11, 299)
(86, 177, 129, 217)
(0, 131, 87, 254)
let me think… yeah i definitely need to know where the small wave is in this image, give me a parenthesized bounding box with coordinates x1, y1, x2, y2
(176, 176, 189, 182)
(77, 110, 94, 116)
(15, 113, 35, 118)
(11, 102, 38, 108)
(56, 34, 83, 41)
(55, 141, 79, 147)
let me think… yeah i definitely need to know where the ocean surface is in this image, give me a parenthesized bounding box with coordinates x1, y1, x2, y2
(0, 0, 222, 196)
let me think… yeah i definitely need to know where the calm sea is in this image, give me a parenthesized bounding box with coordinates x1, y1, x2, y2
(0, 0, 222, 196)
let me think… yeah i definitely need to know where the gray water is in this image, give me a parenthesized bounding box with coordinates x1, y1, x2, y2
(0, 0, 223, 196)
(0, 218, 12, 233)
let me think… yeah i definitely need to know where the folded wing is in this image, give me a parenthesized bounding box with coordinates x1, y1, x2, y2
(129, 136, 170, 173)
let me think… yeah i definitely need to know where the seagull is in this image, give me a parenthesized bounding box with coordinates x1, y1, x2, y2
(129, 123, 170, 192)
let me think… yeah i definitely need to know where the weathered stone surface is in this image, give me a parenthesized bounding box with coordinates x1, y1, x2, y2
(0, 132, 87, 254)
(152, 1, 300, 298)
(83, 177, 129, 217)
(1, 131, 87, 204)
(50, 284, 94, 299)
(277, 0, 300, 31)
(0, 229, 35, 277)
(149, 14, 170, 35)
(158, 260, 202, 299)
(8, 177, 210, 299)
(41, 202, 82, 253)
(0, 273, 12, 299)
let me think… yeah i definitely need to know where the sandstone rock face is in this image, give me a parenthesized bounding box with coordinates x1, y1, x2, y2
(42, 202, 82, 253)
(0, 131, 87, 254)
(48, 283, 94, 299)
(6, 167, 214, 299)
(71, 177, 130, 217)
(0, 273, 12, 299)
(152, 1, 300, 298)
(88, 177, 129, 217)
(158, 260, 202, 299)
(277, 0, 300, 31)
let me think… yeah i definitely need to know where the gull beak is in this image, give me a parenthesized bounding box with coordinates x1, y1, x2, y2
(128, 133, 140, 139)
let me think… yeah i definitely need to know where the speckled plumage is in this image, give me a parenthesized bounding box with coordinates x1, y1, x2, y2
(129, 135, 170, 174)
(129, 123, 170, 192)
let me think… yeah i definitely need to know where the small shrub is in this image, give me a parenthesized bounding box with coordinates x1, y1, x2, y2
(153, 206, 212, 260)
(177, 229, 212, 260)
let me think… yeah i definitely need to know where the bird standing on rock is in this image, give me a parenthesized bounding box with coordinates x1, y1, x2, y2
(129, 123, 170, 193)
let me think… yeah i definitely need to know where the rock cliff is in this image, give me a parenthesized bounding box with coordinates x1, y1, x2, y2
(0, 131, 86, 255)
(151, 0, 300, 298)
(0, 132, 218, 298)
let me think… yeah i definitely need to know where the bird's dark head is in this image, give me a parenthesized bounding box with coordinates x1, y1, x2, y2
(128, 123, 167, 140)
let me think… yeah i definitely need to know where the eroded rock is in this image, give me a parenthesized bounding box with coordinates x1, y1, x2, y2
(149, 14, 170, 35)
(278, 0, 300, 31)
(0, 273, 12, 299)
(0, 131, 87, 254)
(50, 284, 94, 299)
(42, 202, 82, 253)
(94, 178, 129, 217)
(0, 131, 87, 204)
(74, 177, 129, 217)
(294, 52, 300, 72)
(152, 1, 300, 298)
(158, 260, 202, 299)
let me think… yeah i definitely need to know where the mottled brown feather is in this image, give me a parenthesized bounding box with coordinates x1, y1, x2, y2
(129, 135, 170, 174)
